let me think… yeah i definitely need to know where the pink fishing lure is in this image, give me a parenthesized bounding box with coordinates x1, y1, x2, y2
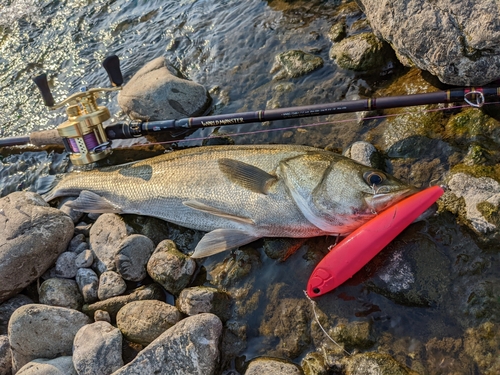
(306, 185, 445, 297)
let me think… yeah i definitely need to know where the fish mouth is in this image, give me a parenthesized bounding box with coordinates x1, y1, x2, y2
(365, 187, 417, 214)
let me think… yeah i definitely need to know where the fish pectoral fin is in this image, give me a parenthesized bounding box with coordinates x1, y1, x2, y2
(36, 175, 60, 196)
(191, 229, 260, 258)
(183, 200, 255, 225)
(68, 190, 123, 213)
(218, 158, 277, 194)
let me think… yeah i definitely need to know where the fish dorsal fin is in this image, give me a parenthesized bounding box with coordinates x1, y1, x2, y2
(183, 200, 255, 225)
(190, 229, 260, 258)
(68, 190, 123, 213)
(218, 158, 277, 194)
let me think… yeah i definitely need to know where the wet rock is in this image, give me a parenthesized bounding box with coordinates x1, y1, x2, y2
(8, 304, 91, 371)
(113, 313, 222, 375)
(82, 283, 164, 320)
(245, 357, 303, 375)
(343, 141, 379, 168)
(357, 0, 500, 85)
(98, 271, 127, 300)
(73, 321, 124, 375)
(270, 50, 324, 80)
(39, 278, 83, 310)
(54, 251, 78, 278)
(115, 234, 155, 281)
(75, 250, 94, 268)
(329, 33, 389, 72)
(0, 335, 11, 375)
(147, 240, 196, 295)
(263, 238, 306, 261)
(331, 320, 374, 351)
(461, 278, 500, 325)
(0, 192, 74, 303)
(75, 268, 99, 304)
(342, 352, 418, 375)
(0, 294, 33, 335)
(16, 356, 77, 375)
(90, 213, 132, 274)
(220, 320, 247, 368)
(327, 21, 347, 42)
(116, 300, 182, 346)
(301, 352, 328, 375)
(209, 248, 262, 289)
(117, 56, 211, 121)
(176, 286, 232, 322)
(464, 321, 500, 374)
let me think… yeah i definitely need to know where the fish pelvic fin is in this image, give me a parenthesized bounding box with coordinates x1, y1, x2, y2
(183, 200, 255, 225)
(191, 229, 260, 258)
(68, 190, 123, 213)
(218, 158, 277, 194)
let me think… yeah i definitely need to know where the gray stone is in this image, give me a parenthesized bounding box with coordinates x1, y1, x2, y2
(59, 197, 84, 224)
(90, 213, 132, 274)
(147, 240, 196, 295)
(358, 0, 500, 85)
(0, 294, 33, 335)
(343, 141, 378, 168)
(16, 356, 77, 375)
(8, 304, 91, 372)
(0, 192, 74, 303)
(39, 278, 83, 310)
(113, 313, 222, 375)
(98, 271, 127, 300)
(94, 310, 111, 323)
(75, 268, 99, 304)
(0, 335, 11, 375)
(68, 234, 87, 252)
(245, 358, 303, 375)
(270, 50, 324, 80)
(115, 234, 155, 282)
(117, 57, 211, 121)
(116, 300, 182, 346)
(82, 284, 164, 320)
(54, 252, 78, 278)
(176, 286, 232, 322)
(74, 222, 92, 237)
(73, 321, 123, 375)
(75, 250, 94, 268)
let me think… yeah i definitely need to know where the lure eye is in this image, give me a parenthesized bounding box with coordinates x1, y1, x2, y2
(363, 171, 385, 186)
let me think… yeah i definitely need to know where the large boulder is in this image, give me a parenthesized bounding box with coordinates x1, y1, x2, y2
(0, 192, 74, 303)
(357, 0, 500, 85)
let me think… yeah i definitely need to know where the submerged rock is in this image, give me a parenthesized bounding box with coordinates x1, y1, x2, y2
(0, 192, 74, 303)
(245, 357, 303, 375)
(342, 352, 419, 375)
(464, 321, 500, 374)
(270, 50, 324, 80)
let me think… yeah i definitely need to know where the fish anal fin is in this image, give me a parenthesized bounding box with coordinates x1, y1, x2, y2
(68, 190, 123, 213)
(218, 158, 277, 194)
(183, 200, 255, 225)
(191, 229, 260, 258)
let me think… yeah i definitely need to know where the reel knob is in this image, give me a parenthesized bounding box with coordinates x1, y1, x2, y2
(33, 73, 55, 107)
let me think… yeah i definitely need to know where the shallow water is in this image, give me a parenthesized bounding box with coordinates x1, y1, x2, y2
(1, 0, 499, 374)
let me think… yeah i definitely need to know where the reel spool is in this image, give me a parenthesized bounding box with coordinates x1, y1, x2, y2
(33, 56, 124, 165)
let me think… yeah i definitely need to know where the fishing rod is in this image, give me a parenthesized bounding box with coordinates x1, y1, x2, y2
(1, 55, 499, 166)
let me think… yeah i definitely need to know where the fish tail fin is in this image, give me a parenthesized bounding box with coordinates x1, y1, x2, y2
(191, 229, 260, 258)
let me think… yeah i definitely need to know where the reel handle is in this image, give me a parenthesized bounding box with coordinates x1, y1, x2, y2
(33, 73, 55, 107)
(102, 55, 124, 87)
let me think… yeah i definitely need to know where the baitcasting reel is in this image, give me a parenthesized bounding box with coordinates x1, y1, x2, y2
(33, 56, 124, 165)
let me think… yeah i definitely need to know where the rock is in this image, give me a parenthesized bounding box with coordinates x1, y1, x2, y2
(116, 300, 182, 346)
(68, 234, 87, 252)
(343, 141, 379, 168)
(115, 234, 155, 281)
(39, 278, 83, 310)
(113, 313, 222, 375)
(90, 213, 132, 274)
(75, 268, 99, 304)
(54, 252, 78, 278)
(301, 352, 328, 375)
(75, 250, 94, 268)
(357, 0, 500, 85)
(0, 192, 74, 303)
(117, 56, 211, 121)
(245, 357, 303, 375)
(94, 310, 111, 323)
(447, 173, 500, 235)
(327, 21, 347, 42)
(270, 50, 324, 80)
(176, 286, 231, 322)
(58, 197, 84, 223)
(329, 33, 389, 72)
(73, 321, 124, 375)
(8, 304, 92, 371)
(0, 335, 11, 375)
(16, 356, 77, 375)
(98, 271, 127, 300)
(342, 352, 419, 375)
(209, 248, 262, 289)
(0, 294, 33, 335)
(74, 222, 92, 237)
(82, 284, 164, 320)
(330, 320, 374, 351)
(147, 240, 196, 295)
(262, 238, 307, 261)
(464, 321, 500, 374)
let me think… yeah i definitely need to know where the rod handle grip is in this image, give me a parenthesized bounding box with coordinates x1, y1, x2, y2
(30, 129, 64, 146)
(102, 55, 124, 87)
(33, 74, 55, 107)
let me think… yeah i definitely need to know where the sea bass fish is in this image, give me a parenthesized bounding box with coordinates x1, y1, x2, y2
(44, 144, 417, 258)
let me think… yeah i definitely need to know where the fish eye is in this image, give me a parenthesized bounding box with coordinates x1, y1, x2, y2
(363, 171, 385, 186)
